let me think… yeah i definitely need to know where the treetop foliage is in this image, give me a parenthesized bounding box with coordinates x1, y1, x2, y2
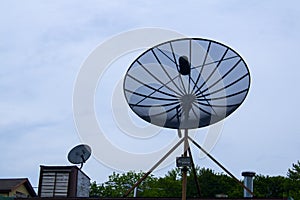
(288, 160, 300, 180)
(90, 161, 300, 199)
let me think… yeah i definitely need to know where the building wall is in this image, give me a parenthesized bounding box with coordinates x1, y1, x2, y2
(9, 184, 31, 197)
(76, 170, 90, 197)
(0, 184, 31, 198)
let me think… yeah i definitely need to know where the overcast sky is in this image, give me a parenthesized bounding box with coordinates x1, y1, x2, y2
(1, 0, 300, 189)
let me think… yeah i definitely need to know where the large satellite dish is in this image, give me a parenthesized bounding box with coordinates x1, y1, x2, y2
(124, 38, 250, 129)
(67, 144, 91, 169)
(123, 38, 253, 198)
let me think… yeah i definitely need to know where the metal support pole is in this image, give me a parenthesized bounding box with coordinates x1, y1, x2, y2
(188, 147, 201, 197)
(182, 129, 189, 200)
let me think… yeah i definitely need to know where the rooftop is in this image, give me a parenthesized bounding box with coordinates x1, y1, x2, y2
(0, 178, 36, 197)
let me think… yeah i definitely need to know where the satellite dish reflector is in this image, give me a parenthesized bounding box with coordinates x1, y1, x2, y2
(123, 38, 252, 198)
(123, 38, 250, 129)
(67, 144, 91, 169)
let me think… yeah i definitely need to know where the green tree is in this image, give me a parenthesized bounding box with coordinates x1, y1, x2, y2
(286, 161, 300, 199)
(155, 168, 181, 197)
(89, 181, 105, 197)
(92, 171, 158, 197)
(90, 167, 245, 198)
(90, 165, 300, 198)
(288, 160, 300, 180)
(192, 168, 241, 198)
(254, 175, 288, 198)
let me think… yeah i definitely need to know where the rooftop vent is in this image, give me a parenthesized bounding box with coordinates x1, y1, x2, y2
(242, 171, 256, 198)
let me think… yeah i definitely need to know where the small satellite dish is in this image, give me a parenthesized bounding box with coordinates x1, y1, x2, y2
(67, 144, 91, 169)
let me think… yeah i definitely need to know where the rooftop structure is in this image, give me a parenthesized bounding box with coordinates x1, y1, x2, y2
(0, 178, 36, 198)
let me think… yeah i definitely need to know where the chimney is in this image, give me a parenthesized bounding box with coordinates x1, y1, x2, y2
(241, 171, 255, 198)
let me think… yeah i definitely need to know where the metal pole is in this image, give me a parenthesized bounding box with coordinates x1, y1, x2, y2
(182, 129, 189, 200)
(188, 147, 201, 197)
(133, 187, 137, 197)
